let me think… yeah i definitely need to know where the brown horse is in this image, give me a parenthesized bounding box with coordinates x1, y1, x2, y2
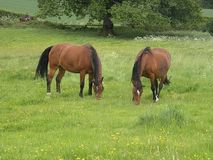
(35, 44, 104, 99)
(131, 47, 171, 105)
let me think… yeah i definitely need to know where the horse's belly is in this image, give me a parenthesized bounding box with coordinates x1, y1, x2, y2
(60, 62, 92, 74)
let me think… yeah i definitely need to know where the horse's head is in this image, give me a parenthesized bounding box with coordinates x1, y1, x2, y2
(93, 77, 104, 100)
(132, 80, 143, 105)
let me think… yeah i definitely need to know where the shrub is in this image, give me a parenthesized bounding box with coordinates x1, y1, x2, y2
(205, 18, 213, 35)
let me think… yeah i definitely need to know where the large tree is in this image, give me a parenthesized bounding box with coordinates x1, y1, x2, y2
(37, 0, 121, 35)
(37, 0, 203, 34)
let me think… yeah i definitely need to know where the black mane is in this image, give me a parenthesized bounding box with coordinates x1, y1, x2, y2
(89, 45, 100, 85)
(131, 55, 142, 90)
(131, 59, 141, 82)
(131, 47, 151, 89)
(143, 47, 151, 53)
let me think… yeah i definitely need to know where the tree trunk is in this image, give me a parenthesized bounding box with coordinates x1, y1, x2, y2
(103, 15, 114, 36)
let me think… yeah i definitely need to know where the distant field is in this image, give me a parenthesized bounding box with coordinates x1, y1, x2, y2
(0, 0, 37, 15)
(202, 9, 213, 17)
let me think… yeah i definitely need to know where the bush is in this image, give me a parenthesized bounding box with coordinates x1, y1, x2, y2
(111, 1, 171, 32)
(205, 18, 213, 35)
(0, 9, 22, 18)
(0, 10, 20, 26)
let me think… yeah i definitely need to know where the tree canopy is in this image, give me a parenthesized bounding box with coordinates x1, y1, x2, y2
(37, 0, 203, 34)
(200, 0, 213, 8)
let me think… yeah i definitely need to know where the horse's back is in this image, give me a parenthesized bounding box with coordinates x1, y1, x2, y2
(49, 44, 93, 73)
(151, 48, 171, 65)
(143, 48, 171, 78)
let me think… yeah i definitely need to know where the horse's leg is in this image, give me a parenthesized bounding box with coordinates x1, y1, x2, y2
(155, 79, 158, 98)
(88, 73, 93, 95)
(163, 75, 170, 85)
(47, 66, 57, 95)
(79, 71, 86, 97)
(158, 78, 164, 98)
(150, 77, 158, 102)
(56, 67, 65, 93)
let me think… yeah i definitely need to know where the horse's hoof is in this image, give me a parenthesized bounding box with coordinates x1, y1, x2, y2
(79, 93, 83, 98)
(47, 92, 51, 96)
(154, 97, 159, 102)
(88, 93, 92, 96)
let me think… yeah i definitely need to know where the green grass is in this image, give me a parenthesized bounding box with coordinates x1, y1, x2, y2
(202, 9, 213, 17)
(0, 25, 213, 160)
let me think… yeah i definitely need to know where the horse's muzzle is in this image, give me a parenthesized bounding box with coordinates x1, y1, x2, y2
(95, 95, 102, 100)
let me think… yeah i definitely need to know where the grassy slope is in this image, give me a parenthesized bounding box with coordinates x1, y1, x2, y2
(0, 26, 213, 160)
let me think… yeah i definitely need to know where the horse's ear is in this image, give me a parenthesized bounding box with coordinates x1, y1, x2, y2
(101, 77, 104, 82)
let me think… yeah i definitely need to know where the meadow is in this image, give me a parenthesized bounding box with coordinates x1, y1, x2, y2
(0, 23, 213, 160)
(0, 0, 213, 159)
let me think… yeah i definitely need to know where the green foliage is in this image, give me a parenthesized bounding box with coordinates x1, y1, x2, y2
(37, 0, 116, 21)
(158, 0, 203, 29)
(111, 1, 171, 31)
(0, 10, 21, 26)
(200, 0, 213, 8)
(112, 0, 203, 31)
(205, 17, 213, 35)
(37, 0, 203, 31)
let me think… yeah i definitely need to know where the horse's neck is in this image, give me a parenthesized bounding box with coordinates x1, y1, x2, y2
(93, 57, 102, 81)
(97, 58, 102, 81)
(138, 53, 145, 76)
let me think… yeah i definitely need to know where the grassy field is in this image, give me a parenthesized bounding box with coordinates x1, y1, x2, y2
(0, 24, 213, 160)
(202, 9, 213, 17)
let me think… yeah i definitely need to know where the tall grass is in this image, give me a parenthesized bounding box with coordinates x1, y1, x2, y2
(140, 106, 187, 128)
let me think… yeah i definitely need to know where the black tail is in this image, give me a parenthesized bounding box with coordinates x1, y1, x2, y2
(163, 76, 171, 85)
(35, 46, 53, 78)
